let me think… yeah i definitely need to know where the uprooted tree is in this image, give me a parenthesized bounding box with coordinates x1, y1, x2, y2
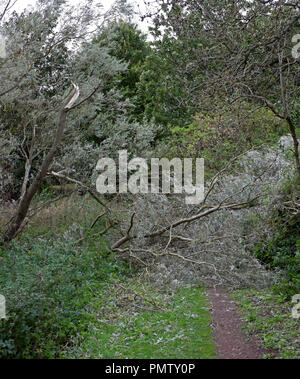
(80, 136, 294, 288)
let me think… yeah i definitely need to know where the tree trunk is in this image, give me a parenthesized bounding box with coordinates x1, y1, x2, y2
(2, 110, 67, 242)
(1, 83, 80, 244)
(286, 116, 300, 179)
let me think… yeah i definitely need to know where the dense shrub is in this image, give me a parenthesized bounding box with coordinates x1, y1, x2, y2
(0, 235, 127, 358)
(161, 101, 286, 177)
(251, 180, 300, 299)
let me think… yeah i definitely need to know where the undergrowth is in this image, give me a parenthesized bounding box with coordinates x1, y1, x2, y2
(0, 233, 128, 358)
(250, 179, 300, 300)
(233, 289, 300, 359)
(0, 193, 130, 359)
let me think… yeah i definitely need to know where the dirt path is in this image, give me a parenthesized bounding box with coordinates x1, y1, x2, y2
(207, 287, 272, 359)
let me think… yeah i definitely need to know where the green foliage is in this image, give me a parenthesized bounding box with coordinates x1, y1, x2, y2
(137, 56, 192, 128)
(0, 235, 127, 358)
(159, 101, 285, 177)
(92, 21, 151, 120)
(136, 36, 196, 129)
(234, 289, 300, 359)
(252, 181, 300, 300)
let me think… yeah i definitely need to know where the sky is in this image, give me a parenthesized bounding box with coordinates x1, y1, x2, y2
(12, 0, 117, 13)
(8, 0, 152, 34)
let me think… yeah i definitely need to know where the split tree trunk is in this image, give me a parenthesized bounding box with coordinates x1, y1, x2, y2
(1, 84, 79, 244)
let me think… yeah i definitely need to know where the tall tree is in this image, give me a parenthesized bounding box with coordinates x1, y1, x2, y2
(147, 0, 300, 176)
(0, 0, 131, 243)
(93, 20, 151, 120)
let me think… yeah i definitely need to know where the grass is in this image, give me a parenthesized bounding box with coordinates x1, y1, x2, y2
(66, 286, 215, 359)
(233, 289, 300, 359)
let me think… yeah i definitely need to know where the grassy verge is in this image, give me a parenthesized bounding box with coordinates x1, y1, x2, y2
(66, 285, 215, 359)
(233, 289, 300, 359)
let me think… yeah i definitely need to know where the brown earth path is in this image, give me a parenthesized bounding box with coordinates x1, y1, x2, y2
(207, 287, 275, 359)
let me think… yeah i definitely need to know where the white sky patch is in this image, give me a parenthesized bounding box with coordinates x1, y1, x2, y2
(8, 0, 152, 35)
(11, 0, 113, 13)
(0, 34, 6, 58)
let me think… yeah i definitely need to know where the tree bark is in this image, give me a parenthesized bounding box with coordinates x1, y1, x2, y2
(286, 116, 300, 179)
(1, 83, 79, 244)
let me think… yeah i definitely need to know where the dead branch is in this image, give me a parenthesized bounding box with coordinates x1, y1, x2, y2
(111, 212, 136, 249)
(111, 198, 259, 251)
(49, 171, 111, 214)
(74, 219, 116, 245)
(90, 212, 106, 229)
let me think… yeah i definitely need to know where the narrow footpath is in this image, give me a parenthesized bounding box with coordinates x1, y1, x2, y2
(207, 287, 275, 359)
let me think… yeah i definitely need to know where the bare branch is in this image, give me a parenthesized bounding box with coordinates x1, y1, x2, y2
(112, 212, 136, 249)
(49, 171, 111, 213)
(0, 0, 18, 21)
(90, 212, 106, 229)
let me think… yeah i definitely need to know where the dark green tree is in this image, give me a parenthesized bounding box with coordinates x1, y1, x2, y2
(93, 20, 151, 119)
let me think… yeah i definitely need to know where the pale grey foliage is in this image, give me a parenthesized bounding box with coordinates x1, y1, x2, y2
(52, 115, 157, 191)
(116, 136, 297, 290)
(0, 0, 151, 200)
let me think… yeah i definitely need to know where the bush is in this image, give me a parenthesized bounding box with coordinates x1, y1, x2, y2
(0, 235, 126, 358)
(161, 101, 285, 178)
(251, 180, 300, 300)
